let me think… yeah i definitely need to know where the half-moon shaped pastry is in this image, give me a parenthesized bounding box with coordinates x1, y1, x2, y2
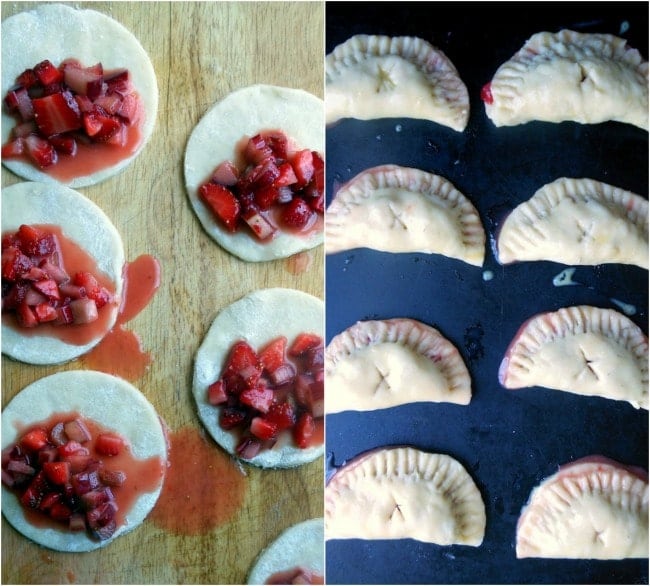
(516, 456, 649, 559)
(326, 35, 470, 131)
(496, 177, 649, 269)
(325, 165, 485, 266)
(325, 318, 472, 414)
(499, 305, 648, 410)
(325, 446, 486, 546)
(482, 30, 649, 130)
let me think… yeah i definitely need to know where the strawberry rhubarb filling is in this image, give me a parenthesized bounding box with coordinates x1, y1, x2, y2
(2, 58, 143, 175)
(2, 224, 116, 339)
(207, 332, 324, 460)
(266, 567, 325, 585)
(198, 130, 324, 241)
(2, 413, 148, 541)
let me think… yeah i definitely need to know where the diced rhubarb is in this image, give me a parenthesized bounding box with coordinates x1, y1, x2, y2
(7, 459, 36, 476)
(62, 62, 104, 100)
(98, 469, 126, 487)
(49, 423, 67, 446)
(4, 86, 34, 121)
(211, 160, 240, 186)
(236, 437, 261, 460)
(293, 413, 315, 449)
(290, 149, 315, 187)
(24, 134, 58, 168)
(54, 305, 74, 326)
(32, 278, 61, 301)
(16, 302, 38, 327)
(83, 110, 121, 141)
(269, 363, 296, 387)
(273, 162, 298, 187)
(57, 441, 89, 458)
(244, 134, 273, 164)
(34, 303, 57, 323)
(69, 297, 99, 324)
(104, 69, 131, 96)
(242, 208, 277, 240)
(199, 183, 241, 232)
(63, 419, 92, 443)
(49, 134, 78, 155)
(94, 433, 125, 457)
(86, 500, 117, 540)
(207, 380, 228, 406)
(69, 513, 87, 532)
(32, 91, 82, 137)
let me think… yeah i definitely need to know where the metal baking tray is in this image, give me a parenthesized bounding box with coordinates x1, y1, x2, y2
(324, 2, 649, 583)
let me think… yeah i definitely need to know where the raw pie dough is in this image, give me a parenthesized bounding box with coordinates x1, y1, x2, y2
(2, 181, 125, 365)
(184, 84, 324, 262)
(325, 446, 485, 546)
(247, 518, 324, 585)
(499, 305, 649, 410)
(1, 370, 168, 553)
(497, 177, 649, 269)
(484, 29, 649, 130)
(325, 165, 485, 266)
(193, 288, 324, 468)
(1, 3, 158, 188)
(516, 457, 649, 559)
(326, 35, 470, 131)
(325, 318, 472, 414)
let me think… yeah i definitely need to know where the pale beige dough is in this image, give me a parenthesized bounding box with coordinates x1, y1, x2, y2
(192, 288, 324, 469)
(247, 518, 324, 585)
(1, 181, 125, 365)
(325, 165, 485, 266)
(497, 177, 648, 269)
(500, 305, 648, 409)
(1, 370, 168, 552)
(517, 458, 649, 559)
(184, 84, 324, 262)
(325, 318, 471, 414)
(484, 30, 648, 130)
(325, 446, 485, 546)
(326, 35, 469, 131)
(1, 3, 158, 188)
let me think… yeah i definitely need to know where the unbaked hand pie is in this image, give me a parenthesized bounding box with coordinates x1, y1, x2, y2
(247, 518, 324, 585)
(185, 84, 324, 262)
(481, 29, 649, 130)
(516, 456, 649, 559)
(1, 3, 158, 188)
(193, 288, 324, 469)
(325, 318, 471, 414)
(326, 34, 470, 131)
(325, 446, 486, 546)
(1, 370, 167, 552)
(2, 182, 125, 365)
(500, 305, 648, 410)
(496, 177, 649, 269)
(325, 165, 485, 266)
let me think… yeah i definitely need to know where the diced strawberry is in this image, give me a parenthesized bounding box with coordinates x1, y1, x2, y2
(32, 279, 61, 301)
(70, 297, 99, 324)
(57, 441, 89, 458)
(240, 385, 274, 413)
(207, 380, 228, 405)
(273, 162, 298, 187)
(16, 224, 58, 256)
(12, 120, 38, 138)
(219, 407, 247, 430)
(80, 486, 114, 509)
(39, 260, 69, 284)
(242, 208, 277, 240)
(254, 185, 280, 210)
(289, 333, 322, 357)
(116, 93, 140, 123)
(211, 160, 240, 186)
(246, 158, 281, 190)
(307, 191, 324, 214)
(33, 60, 63, 86)
(24, 287, 47, 306)
(86, 501, 117, 540)
(258, 336, 287, 374)
(94, 433, 125, 456)
(58, 283, 86, 299)
(16, 68, 39, 89)
(71, 469, 100, 495)
(244, 134, 273, 164)
(16, 302, 38, 327)
(480, 82, 493, 105)
(2, 246, 33, 281)
(223, 340, 263, 389)
(69, 513, 87, 532)
(49, 501, 73, 522)
(261, 130, 289, 159)
(38, 491, 62, 511)
(266, 401, 295, 431)
(20, 471, 49, 509)
(293, 413, 315, 449)
(72, 271, 100, 298)
(280, 197, 314, 229)
(199, 182, 241, 232)
(106, 122, 128, 147)
(249, 417, 277, 441)
(34, 303, 57, 323)
(104, 69, 132, 96)
(64, 453, 92, 474)
(1, 137, 25, 159)
(37, 446, 58, 464)
(24, 134, 58, 168)
(62, 62, 104, 100)
(43, 461, 71, 485)
(32, 91, 82, 137)
(83, 110, 121, 141)
(49, 134, 78, 155)
(290, 149, 314, 187)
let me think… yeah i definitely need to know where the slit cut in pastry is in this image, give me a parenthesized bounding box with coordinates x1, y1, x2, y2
(499, 305, 649, 410)
(1, 3, 158, 187)
(325, 446, 486, 546)
(2, 181, 125, 365)
(496, 177, 649, 269)
(247, 518, 324, 585)
(325, 318, 472, 414)
(326, 34, 470, 131)
(184, 84, 324, 262)
(325, 165, 485, 266)
(483, 29, 649, 130)
(193, 288, 324, 469)
(516, 456, 649, 559)
(1, 370, 168, 552)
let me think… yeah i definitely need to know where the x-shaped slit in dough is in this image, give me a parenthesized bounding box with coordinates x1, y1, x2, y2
(578, 346, 600, 381)
(376, 64, 397, 93)
(576, 219, 595, 244)
(390, 501, 405, 521)
(387, 202, 409, 230)
(373, 364, 391, 395)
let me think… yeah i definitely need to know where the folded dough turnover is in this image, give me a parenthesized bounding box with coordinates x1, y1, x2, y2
(325, 446, 485, 546)
(325, 165, 485, 266)
(517, 457, 649, 559)
(483, 30, 649, 130)
(497, 177, 649, 269)
(500, 305, 648, 409)
(325, 318, 471, 414)
(326, 35, 469, 131)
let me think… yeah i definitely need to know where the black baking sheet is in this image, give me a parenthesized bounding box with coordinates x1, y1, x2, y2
(324, 2, 649, 584)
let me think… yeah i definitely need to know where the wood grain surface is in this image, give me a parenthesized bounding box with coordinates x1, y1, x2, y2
(1, 2, 325, 583)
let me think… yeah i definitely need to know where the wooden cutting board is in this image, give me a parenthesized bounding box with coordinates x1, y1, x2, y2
(1, 2, 325, 583)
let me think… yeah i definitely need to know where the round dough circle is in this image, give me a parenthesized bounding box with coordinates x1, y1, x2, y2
(1, 3, 158, 188)
(1, 181, 125, 365)
(184, 84, 324, 262)
(247, 518, 324, 585)
(193, 288, 324, 468)
(1, 370, 168, 552)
